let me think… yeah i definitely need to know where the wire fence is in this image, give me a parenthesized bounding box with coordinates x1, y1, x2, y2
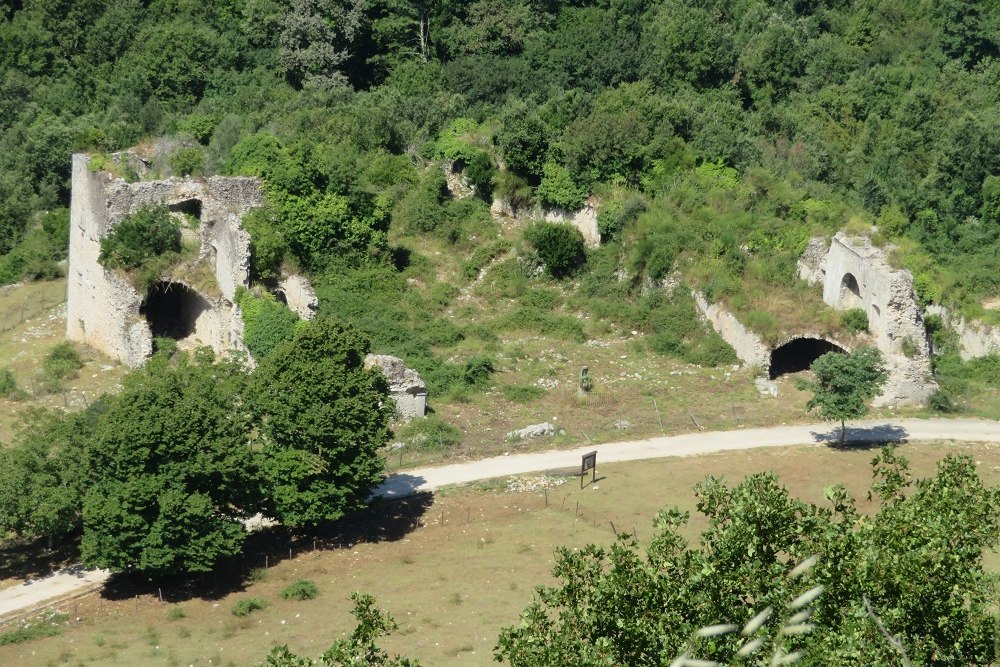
(0, 289, 63, 335)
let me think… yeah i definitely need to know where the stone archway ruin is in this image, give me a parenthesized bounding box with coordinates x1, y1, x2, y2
(769, 337, 846, 380)
(797, 233, 937, 405)
(839, 272, 862, 309)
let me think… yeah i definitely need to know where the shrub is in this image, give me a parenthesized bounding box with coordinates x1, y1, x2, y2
(502, 385, 546, 403)
(397, 415, 463, 451)
(43, 342, 83, 380)
(231, 598, 268, 617)
(928, 388, 959, 413)
(841, 308, 869, 333)
(0, 368, 18, 397)
(900, 336, 919, 359)
(99, 204, 180, 271)
(524, 222, 586, 279)
(242, 208, 287, 281)
(537, 162, 586, 211)
(152, 337, 178, 358)
(464, 150, 496, 199)
(280, 579, 319, 601)
(168, 146, 204, 176)
(166, 606, 186, 621)
(462, 355, 495, 387)
(494, 171, 535, 212)
(235, 289, 300, 360)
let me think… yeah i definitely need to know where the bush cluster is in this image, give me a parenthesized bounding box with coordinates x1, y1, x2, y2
(524, 223, 586, 279)
(235, 288, 300, 360)
(98, 204, 180, 272)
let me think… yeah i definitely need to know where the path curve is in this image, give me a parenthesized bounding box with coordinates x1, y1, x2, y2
(2, 417, 998, 621)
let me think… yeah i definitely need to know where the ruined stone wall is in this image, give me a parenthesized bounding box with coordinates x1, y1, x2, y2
(692, 291, 770, 370)
(67, 153, 263, 366)
(926, 305, 1000, 360)
(490, 197, 602, 248)
(809, 233, 937, 406)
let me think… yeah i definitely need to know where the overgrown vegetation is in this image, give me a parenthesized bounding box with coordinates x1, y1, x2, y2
(98, 204, 180, 272)
(235, 288, 300, 360)
(231, 597, 268, 617)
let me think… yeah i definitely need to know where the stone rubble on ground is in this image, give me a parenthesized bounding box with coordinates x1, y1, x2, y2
(506, 422, 556, 440)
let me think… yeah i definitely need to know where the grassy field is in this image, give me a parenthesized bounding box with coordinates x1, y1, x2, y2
(3, 439, 999, 667)
(0, 278, 128, 443)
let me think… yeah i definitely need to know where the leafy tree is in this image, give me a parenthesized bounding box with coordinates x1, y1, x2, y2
(0, 406, 98, 544)
(250, 317, 393, 528)
(496, 449, 1000, 666)
(536, 162, 585, 211)
(98, 204, 180, 271)
(524, 222, 585, 279)
(280, 0, 365, 89)
(81, 352, 257, 576)
(800, 347, 887, 447)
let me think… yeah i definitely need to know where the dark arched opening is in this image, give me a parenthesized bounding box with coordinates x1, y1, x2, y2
(840, 273, 861, 308)
(769, 338, 846, 379)
(140, 281, 210, 341)
(169, 198, 202, 220)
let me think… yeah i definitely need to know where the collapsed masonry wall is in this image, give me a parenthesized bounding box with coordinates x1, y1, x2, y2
(925, 305, 1000, 359)
(490, 196, 601, 247)
(67, 153, 263, 366)
(798, 233, 936, 406)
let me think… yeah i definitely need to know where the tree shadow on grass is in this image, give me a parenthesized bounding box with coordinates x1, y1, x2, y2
(810, 423, 909, 449)
(100, 491, 434, 603)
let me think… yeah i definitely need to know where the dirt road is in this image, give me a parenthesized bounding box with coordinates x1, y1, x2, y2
(374, 417, 1000, 498)
(2, 417, 998, 621)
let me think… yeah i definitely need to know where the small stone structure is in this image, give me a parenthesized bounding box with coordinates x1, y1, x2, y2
(798, 232, 937, 406)
(692, 292, 770, 370)
(276, 274, 318, 320)
(490, 196, 601, 248)
(364, 355, 427, 419)
(67, 153, 263, 366)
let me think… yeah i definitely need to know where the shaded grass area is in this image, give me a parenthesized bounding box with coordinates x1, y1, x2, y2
(3, 441, 998, 666)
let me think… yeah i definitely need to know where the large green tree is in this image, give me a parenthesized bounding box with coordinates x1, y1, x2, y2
(250, 317, 393, 528)
(0, 405, 99, 545)
(80, 352, 257, 576)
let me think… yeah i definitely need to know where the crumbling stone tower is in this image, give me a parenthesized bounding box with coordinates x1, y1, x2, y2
(66, 152, 264, 366)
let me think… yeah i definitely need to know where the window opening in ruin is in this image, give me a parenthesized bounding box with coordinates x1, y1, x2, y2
(140, 281, 209, 341)
(840, 273, 862, 308)
(769, 337, 846, 380)
(169, 199, 202, 221)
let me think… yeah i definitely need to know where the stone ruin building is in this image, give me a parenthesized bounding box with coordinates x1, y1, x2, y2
(66, 151, 426, 418)
(694, 232, 937, 406)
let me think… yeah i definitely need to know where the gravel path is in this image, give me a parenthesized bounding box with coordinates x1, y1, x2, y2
(374, 417, 1000, 498)
(3, 417, 998, 621)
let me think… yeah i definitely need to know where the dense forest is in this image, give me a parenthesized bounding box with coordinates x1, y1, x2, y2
(1, 0, 1000, 373)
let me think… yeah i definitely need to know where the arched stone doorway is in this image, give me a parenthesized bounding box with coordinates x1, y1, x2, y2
(769, 337, 847, 379)
(140, 281, 210, 341)
(840, 273, 862, 309)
